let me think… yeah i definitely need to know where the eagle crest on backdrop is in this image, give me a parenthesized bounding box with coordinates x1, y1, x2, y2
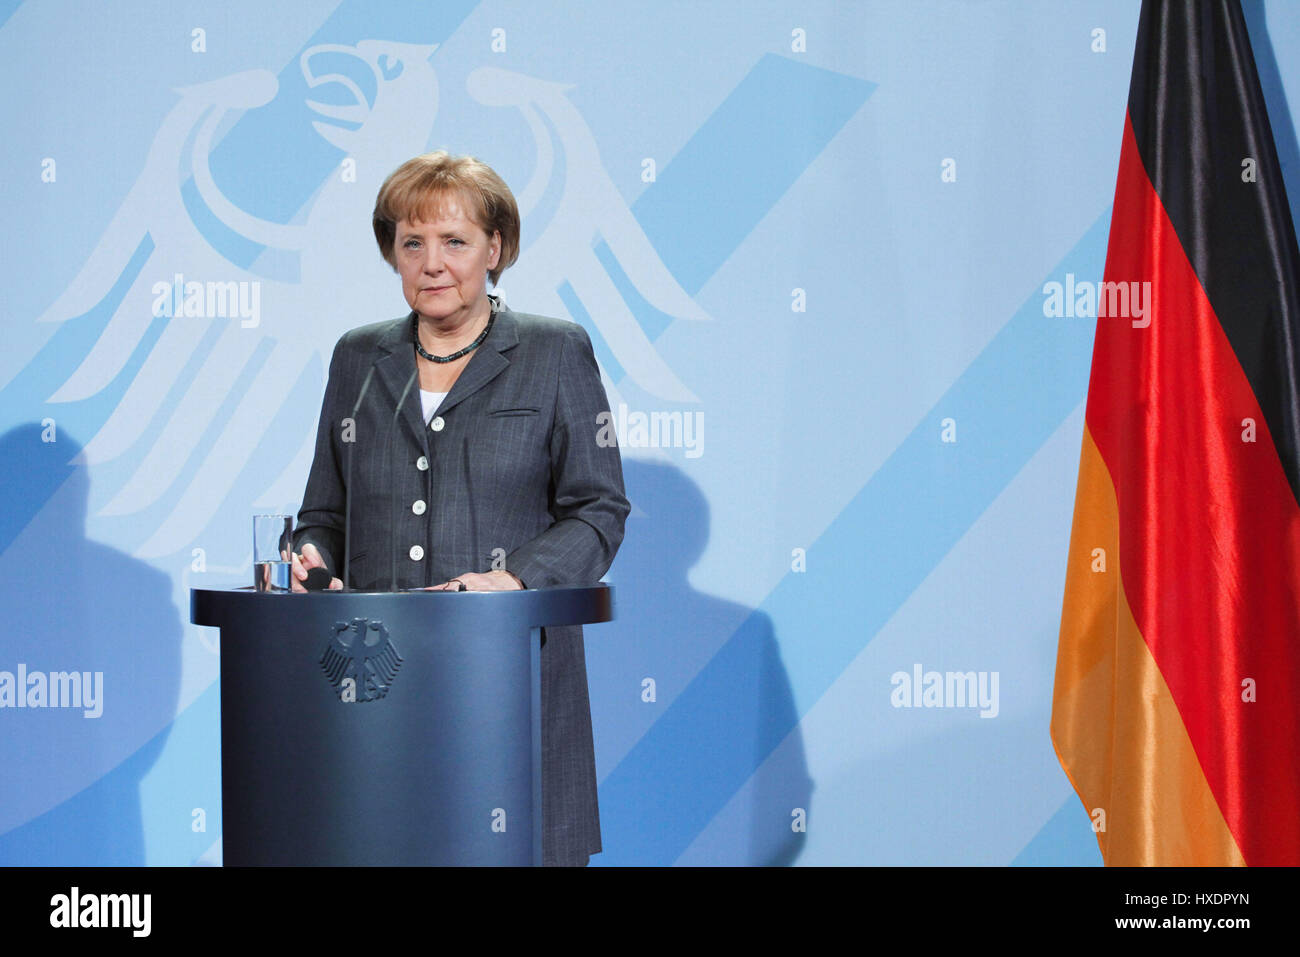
(37, 43, 704, 558)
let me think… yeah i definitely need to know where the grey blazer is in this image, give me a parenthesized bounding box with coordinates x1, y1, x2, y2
(293, 300, 629, 865)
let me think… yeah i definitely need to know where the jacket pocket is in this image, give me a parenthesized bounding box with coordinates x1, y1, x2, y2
(344, 551, 373, 590)
(487, 407, 540, 417)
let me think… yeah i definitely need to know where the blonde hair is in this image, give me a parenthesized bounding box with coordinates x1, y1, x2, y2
(372, 151, 520, 284)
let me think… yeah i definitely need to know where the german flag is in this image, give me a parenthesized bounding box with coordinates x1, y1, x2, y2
(1051, 0, 1300, 866)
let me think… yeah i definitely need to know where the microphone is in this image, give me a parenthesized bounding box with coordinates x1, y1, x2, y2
(303, 566, 334, 591)
(342, 364, 376, 592)
(388, 367, 419, 592)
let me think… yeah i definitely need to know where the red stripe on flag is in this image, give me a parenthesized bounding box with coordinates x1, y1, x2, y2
(1086, 111, 1300, 865)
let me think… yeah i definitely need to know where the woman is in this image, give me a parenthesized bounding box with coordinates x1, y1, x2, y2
(289, 151, 630, 866)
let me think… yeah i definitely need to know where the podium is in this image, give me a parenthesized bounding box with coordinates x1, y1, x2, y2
(190, 585, 613, 866)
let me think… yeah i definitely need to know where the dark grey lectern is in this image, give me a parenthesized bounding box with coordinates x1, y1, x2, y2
(190, 585, 612, 866)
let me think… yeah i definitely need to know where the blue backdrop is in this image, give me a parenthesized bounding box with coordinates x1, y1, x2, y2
(2, 0, 1299, 866)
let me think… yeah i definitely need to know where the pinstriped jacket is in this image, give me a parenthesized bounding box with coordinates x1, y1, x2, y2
(293, 300, 629, 865)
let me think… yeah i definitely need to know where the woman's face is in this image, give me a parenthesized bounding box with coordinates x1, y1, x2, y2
(396, 192, 501, 327)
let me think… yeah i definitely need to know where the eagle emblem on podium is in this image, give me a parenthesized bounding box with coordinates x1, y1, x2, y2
(320, 618, 403, 703)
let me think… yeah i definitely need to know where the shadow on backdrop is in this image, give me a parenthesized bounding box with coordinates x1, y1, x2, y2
(0, 424, 180, 864)
(589, 459, 812, 866)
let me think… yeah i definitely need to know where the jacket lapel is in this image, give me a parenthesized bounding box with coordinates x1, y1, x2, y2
(436, 304, 520, 417)
(372, 316, 430, 456)
(369, 303, 522, 447)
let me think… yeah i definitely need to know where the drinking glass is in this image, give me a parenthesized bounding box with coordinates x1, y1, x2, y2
(253, 514, 293, 592)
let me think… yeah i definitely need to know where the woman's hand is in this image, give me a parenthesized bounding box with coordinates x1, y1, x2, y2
(427, 570, 525, 591)
(291, 542, 343, 592)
